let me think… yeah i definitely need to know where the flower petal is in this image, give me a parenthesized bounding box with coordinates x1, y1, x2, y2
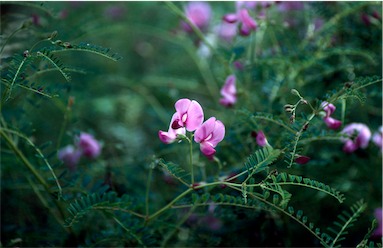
(158, 130, 177, 144)
(208, 120, 225, 147)
(323, 117, 342, 130)
(194, 117, 216, 143)
(200, 141, 216, 158)
(175, 98, 191, 117)
(223, 13, 238, 23)
(185, 100, 204, 132)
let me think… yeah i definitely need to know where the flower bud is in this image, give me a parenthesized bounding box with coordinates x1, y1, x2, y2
(284, 104, 294, 113)
(290, 89, 299, 96)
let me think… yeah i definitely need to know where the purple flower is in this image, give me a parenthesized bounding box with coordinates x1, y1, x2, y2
(159, 112, 186, 144)
(220, 75, 237, 107)
(216, 21, 238, 43)
(277, 2, 305, 12)
(223, 6, 257, 36)
(173, 98, 204, 132)
(373, 208, 382, 237)
(295, 155, 310, 165)
(104, 5, 126, 21)
(182, 2, 211, 33)
(340, 123, 371, 153)
(58, 145, 82, 170)
(321, 101, 342, 130)
(78, 133, 102, 159)
(194, 117, 225, 159)
(256, 130, 268, 147)
(372, 126, 383, 152)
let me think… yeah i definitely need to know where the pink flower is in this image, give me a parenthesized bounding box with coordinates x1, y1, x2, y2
(172, 98, 204, 132)
(216, 21, 238, 43)
(194, 117, 225, 159)
(223, 8, 257, 36)
(219, 75, 237, 107)
(295, 155, 311, 165)
(372, 126, 383, 152)
(340, 123, 371, 153)
(78, 133, 102, 159)
(373, 208, 382, 237)
(321, 101, 342, 130)
(159, 112, 186, 144)
(182, 2, 211, 33)
(256, 131, 268, 147)
(58, 145, 82, 170)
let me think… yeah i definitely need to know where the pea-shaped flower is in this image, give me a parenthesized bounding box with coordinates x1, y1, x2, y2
(182, 2, 211, 33)
(78, 133, 102, 159)
(372, 126, 382, 152)
(159, 112, 187, 144)
(172, 98, 204, 132)
(340, 123, 371, 153)
(194, 117, 225, 158)
(219, 74, 237, 107)
(58, 145, 82, 169)
(321, 101, 342, 130)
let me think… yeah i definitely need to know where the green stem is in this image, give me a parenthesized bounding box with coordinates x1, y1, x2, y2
(1, 129, 50, 190)
(147, 188, 194, 222)
(113, 216, 146, 248)
(189, 133, 194, 185)
(145, 166, 154, 217)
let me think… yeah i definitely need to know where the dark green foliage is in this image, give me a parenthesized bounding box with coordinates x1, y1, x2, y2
(1, 1, 381, 247)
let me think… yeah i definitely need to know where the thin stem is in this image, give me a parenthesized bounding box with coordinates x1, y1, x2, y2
(0, 25, 24, 56)
(145, 166, 154, 217)
(113, 216, 146, 248)
(147, 188, 194, 222)
(189, 133, 194, 184)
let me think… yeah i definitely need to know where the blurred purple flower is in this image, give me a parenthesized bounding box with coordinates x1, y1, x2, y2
(173, 98, 204, 132)
(372, 126, 383, 152)
(223, 8, 257, 36)
(321, 101, 342, 130)
(182, 2, 211, 33)
(277, 1, 305, 12)
(220, 74, 237, 107)
(58, 145, 82, 170)
(104, 5, 126, 21)
(295, 155, 310, 165)
(159, 112, 186, 144)
(216, 21, 238, 43)
(78, 133, 102, 159)
(194, 117, 225, 159)
(373, 208, 382, 237)
(340, 123, 371, 153)
(233, 60, 244, 71)
(252, 131, 268, 147)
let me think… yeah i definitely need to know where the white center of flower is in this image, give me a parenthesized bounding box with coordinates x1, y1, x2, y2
(181, 113, 188, 123)
(205, 133, 212, 141)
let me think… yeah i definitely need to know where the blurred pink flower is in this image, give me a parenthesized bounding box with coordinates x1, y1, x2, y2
(194, 117, 225, 159)
(373, 208, 382, 237)
(216, 21, 238, 43)
(253, 130, 268, 147)
(340, 123, 371, 153)
(220, 74, 237, 107)
(182, 2, 211, 33)
(58, 145, 82, 170)
(78, 133, 102, 159)
(223, 8, 257, 36)
(277, 2, 305, 12)
(173, 98, 204, 132)
(372, 126, 383, 152)
(295, 155, 310, 165)
(159, 112, 186, 144)
(321, 101, 342, 130)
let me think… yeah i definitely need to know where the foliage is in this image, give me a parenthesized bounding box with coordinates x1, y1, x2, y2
(1, 1, 382, 247)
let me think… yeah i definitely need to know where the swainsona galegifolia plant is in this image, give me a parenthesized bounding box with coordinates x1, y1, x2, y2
(1, 1, 382, 247)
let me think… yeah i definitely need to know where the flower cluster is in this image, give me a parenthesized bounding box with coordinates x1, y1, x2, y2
(58, 132, 102, 170)
(320, 101, 342, 130)
(159, 98, 225, 159)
